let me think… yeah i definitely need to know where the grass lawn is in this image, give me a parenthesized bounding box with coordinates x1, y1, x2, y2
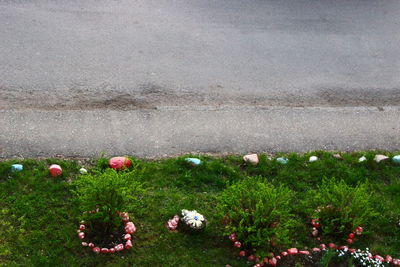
(1, 151, 399, 267)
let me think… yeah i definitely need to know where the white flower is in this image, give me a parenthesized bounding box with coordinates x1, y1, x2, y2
(181, 209, 206, 229)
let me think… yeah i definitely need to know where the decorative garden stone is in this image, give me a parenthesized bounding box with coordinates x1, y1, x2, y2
(374, 154, 389, 163)
(49, 164, 62, 177)
(276, 157, 288, 164)
(109, 157, 131, 170)
(333, 154, 342, 159)
(11, 164, 23, 172)
(243, 154, 259, 165)
(185, 158, 202, 166)
(392, 155, 400, 164)
(309, 156, 318, 162)
(79, 167, 87, 174)
(358, 156, 367, 162)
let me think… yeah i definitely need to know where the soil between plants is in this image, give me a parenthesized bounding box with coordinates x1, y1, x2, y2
(85, 222, 126, 248)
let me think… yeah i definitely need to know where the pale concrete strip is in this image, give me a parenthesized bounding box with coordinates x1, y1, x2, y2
(1, 107, 399, 158)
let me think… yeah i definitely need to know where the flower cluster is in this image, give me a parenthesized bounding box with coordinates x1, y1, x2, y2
(181, 209, 206, 230)
(77, 211, 136, 254)
(338, 248, 399, 266)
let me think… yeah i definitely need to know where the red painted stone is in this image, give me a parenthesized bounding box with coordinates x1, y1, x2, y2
(109, 157, 131, 170)
(49, 164, 62, 177)
(374, 255, 384, 262)
(247, 255, 255, 261)
(79, 224, 85, 231)
(92, 247, 101, 254)
(328, 243, 336, 249)
(101, 248, 109, 254)
(229, 233, 237, 242)
(287, 248, 298, 255)
(311, 219, 320, 228)
(347, 238, 353, 244)
(239, 251, 246, 257)
(109, 248, 115, 253)
(88, 243, 94, 248)
(348, 249, 356, 253)
(299, 250, 310, 255)
(348, 233, 355, 239)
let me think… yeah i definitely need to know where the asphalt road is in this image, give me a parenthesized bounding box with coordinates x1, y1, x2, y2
(1, 0, 399, 157)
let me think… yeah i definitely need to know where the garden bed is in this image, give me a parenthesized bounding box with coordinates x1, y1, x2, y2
(0, 151, 399, 266)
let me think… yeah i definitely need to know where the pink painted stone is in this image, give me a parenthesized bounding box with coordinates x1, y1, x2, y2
(101, 248, 109, 254)
(348, 249, 356, 253)
(347, 238, 353, 244)
(124, 234, 132, 240)
(355, 226, 363, 235)
(276, 256, 281, 260)
(234, 241, 241, 248)
(109, 248, 115, 253)
(79, 224, 85, 231)
(386, 255, 393, 263)
(392, 259, 399, 265)
(247, 254, 255, 261)
(328, 243, 336, 249)
(125, 240, 133, 249)
(109, 157, 131, 170)
(374, 255, 384, 262)
(299, 250, 310, 255)
(348, 233, 355, 239)
(78, 232, 85, 239)
(312, 248, 321, 252)
(81, 242, 88, 247)
(229, 233, 237, 242)
(125, 222, 136, 234)
(269, 257, 277, 266)
(312, 229, 319, 237)
(281, 252, 288, 256)
(115, 244, 124, 251)
(338, 246, 348, 250)
(92, 247, 101, 254)
(287, 248, 298, 255)
(239, 251, 246, 257)
(49, 164, 62, 177)
(88, 243, 94, 248)
(320, 244, 326, 250)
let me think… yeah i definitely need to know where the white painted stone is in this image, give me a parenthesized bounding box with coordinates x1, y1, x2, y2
(243, 154, 259, 165)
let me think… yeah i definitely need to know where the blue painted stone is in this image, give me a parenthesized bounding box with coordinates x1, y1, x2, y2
(276, 157, 288, 164)
(393, 155, 400, 164)
(185, 158, 202, 166)
(11, 164, 23, 172)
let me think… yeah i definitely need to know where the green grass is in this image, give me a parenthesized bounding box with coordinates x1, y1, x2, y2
(1, 151, 399, 266)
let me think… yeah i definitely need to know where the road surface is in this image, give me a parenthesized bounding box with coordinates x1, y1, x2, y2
(1, 0, 399, 157)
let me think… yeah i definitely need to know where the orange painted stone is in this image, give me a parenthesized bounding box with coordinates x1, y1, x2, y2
(109, 157, 131, 170)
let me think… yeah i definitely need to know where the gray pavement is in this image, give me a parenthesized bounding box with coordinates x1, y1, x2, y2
(1, 0, 400, 157)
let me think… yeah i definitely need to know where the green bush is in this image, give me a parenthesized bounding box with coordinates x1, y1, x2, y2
(304, 178, 378, 242)
(216, 176, 297, 257)
(71, 169, 145, 234)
